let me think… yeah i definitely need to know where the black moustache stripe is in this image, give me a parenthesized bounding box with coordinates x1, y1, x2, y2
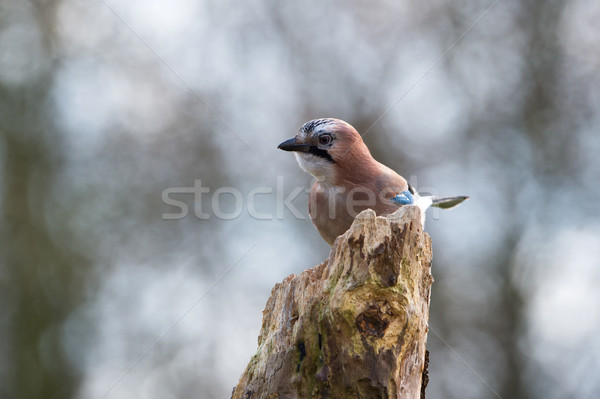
(308, 146, 335, 163)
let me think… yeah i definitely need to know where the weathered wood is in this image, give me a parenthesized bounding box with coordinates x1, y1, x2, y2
(232, 206, 433, 399)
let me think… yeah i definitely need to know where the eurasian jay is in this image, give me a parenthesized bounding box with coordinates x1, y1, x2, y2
(278, 118, 468, 245)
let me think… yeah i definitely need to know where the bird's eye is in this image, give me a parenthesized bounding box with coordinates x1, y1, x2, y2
(318, 134, 332, 146)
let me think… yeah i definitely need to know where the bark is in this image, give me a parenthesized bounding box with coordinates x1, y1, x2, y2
(232, 206, 433, 399)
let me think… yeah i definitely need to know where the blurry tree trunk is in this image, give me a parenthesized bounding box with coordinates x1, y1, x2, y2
(1, 101, 86, 398)
(232, 206, 433, 399)
(0, 3, 87, 394)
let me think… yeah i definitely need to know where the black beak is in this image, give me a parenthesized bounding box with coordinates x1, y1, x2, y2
(277, 137, 310, 153)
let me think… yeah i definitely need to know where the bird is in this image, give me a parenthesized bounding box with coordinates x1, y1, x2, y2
(277, 118, 469, 245)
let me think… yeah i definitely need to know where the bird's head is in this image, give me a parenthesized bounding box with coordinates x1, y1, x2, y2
(278, 118, 369, 182)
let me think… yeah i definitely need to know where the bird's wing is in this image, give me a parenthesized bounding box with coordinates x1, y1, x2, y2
(374, 167, 412, 206)
(391, 190, 414, 205)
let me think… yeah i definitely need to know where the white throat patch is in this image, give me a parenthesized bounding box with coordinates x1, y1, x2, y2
(294, 153, 336, 182)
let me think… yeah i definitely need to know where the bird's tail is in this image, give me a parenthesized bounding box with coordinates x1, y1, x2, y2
(430, 196, 469, 209)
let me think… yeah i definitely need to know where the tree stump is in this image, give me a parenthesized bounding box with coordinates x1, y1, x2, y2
(232, 206, 433, 399)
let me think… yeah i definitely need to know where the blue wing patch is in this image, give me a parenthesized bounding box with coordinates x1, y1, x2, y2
(391, 190, 414, 205)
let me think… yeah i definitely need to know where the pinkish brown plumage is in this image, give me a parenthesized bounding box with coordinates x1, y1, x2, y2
(278, 118, 468, 245)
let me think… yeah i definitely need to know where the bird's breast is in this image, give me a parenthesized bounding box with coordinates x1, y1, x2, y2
(308, 181, 400, 245)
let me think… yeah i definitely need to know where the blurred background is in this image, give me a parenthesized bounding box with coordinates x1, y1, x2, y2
(2, 0, 600, 398)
